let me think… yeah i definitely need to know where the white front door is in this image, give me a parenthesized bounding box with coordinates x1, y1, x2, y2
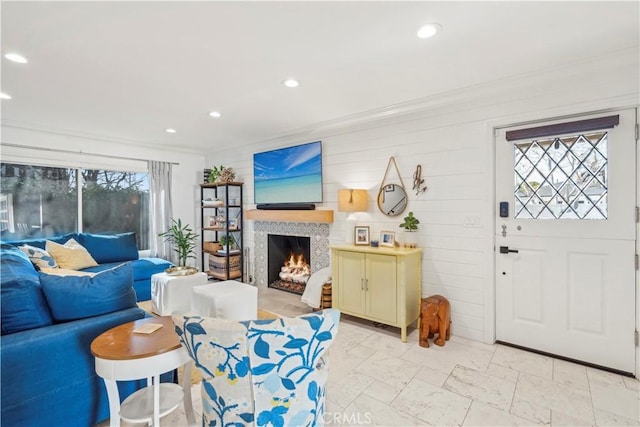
(495, 109, 637, 374)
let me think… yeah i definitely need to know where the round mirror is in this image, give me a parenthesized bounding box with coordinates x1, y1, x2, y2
(377, 184, 408, 216)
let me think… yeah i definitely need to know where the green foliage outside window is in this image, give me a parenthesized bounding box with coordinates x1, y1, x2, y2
(0, 163, 149, 249)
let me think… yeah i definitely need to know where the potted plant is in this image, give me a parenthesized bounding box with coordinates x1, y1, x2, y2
(208, 165, 236, 183)
(208, 165, 224, 183)
(219, 234, 236, 253)
(399, 211, 420, 248)
(159, 218, 199, 271)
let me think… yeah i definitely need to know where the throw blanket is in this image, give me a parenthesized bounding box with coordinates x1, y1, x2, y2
(300, 267, 331, 308)
(173, 309, 339, 427)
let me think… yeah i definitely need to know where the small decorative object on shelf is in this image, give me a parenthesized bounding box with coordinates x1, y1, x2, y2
(202, 198, 224, 207)
(219, 234, 236, 253)
(379, 230, 395, 247)
(207, 165, 236, 183)
(208, 166, 223, 183)
(218, 166, 236, 183)
(354, 225, 370, 246)
(203, 241, 221, 252)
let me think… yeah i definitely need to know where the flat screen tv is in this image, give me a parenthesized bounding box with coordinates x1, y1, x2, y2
(253, 141, 323, 204)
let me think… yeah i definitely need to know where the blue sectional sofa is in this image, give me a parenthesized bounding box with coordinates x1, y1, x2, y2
(2, 232, 172, 301)
(0, 234, 173, 426)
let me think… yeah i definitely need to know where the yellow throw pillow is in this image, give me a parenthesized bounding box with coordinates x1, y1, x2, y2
(46, 238, 99, 270)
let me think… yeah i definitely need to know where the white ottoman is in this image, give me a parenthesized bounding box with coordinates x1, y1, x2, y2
(191, 280, 258, 320)
(151, 271, 209, 315)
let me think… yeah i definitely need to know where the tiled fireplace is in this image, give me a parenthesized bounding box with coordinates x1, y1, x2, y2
(267, 234, 311, 294)
(253, 221, 330, 292)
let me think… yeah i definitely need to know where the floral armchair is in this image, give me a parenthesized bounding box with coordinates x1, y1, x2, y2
(173, 309, 340, 427)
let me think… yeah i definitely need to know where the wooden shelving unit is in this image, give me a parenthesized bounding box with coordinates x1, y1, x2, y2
(200, 182, 243, 281)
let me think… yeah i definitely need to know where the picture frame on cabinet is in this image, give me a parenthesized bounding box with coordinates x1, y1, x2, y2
(354, 226, 370, 246)
(380, 230, 395, 247)
(228, 218, 238, 230)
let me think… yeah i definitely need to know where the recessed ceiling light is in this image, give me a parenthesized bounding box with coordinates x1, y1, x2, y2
(417, 23, 442, 39)
(282, 79, 299, 88)
(165, 128, 177, 134)
(209, 111, 222, 118)
(4, 53, 28, 64)
(0, 92, 12, 100)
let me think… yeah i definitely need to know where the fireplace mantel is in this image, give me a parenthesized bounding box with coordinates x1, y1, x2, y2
(245, 209, 334, 223)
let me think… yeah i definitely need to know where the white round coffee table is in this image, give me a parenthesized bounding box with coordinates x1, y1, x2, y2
(91, 316, 196, 427)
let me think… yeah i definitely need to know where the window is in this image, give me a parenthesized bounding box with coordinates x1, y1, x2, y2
(513, 131, 608, 220)
(1, 163, 149, 249)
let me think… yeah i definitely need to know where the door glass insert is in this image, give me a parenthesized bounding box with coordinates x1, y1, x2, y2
(514, 131, 608, 219)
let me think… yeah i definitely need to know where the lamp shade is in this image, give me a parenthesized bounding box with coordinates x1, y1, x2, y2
(338, 189, 368, 212)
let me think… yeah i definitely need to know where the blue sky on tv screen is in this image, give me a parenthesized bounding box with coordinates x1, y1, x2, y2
(254, 141, 321, 182)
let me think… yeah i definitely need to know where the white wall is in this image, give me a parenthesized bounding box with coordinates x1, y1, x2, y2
(0, 126, 206, 251)
(209, 48, 639, 343)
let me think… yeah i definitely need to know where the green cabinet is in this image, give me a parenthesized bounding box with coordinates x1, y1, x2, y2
(331, 245, 422, 342)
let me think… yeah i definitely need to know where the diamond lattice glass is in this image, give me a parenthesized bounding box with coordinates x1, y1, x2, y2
(514, 131, 608, 220)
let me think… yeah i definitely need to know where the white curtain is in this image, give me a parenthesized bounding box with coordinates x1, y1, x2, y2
(148, 161, 173, 261)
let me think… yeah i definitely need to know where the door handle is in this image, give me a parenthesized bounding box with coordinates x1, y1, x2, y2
(499, 246, 519, 254)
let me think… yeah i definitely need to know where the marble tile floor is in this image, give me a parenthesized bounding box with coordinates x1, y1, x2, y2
(100, 285, 640, 426)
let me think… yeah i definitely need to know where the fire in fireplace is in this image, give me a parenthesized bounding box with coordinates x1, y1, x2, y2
(268, 234, 311, 295)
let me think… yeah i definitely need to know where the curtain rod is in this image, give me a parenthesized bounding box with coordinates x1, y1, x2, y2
(1, 143, 180, 165)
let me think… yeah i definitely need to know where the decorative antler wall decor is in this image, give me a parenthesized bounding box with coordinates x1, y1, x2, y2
(413, 164, 427, 195)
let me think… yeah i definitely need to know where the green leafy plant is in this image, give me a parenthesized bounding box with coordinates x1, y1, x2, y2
(399, 211, 420, 231)
(219, 234, 236, 250)
(208, 165, 225, 183)
(159, 218, 199, 266)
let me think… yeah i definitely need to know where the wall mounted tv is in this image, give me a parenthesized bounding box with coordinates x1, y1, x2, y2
(253, 141, 323, 205)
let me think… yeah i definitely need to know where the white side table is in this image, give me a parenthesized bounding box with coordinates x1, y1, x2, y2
(151, 272, 209, 315)
(91, 316, 196, 427)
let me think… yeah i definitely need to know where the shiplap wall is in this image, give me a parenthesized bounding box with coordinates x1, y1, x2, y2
(208, 49, 639, 343)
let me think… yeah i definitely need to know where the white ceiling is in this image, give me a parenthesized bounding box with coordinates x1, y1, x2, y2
(1, 1, 638, 152)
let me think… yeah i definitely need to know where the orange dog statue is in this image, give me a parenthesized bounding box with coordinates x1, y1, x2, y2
(419, 295, 451, 348)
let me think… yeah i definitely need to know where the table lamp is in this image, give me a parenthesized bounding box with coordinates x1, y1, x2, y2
(338, 189, 368, 243)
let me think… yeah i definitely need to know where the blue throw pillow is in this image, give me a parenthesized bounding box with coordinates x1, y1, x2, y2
(18, 244, 59, 269)
(1, 246, 54, 334)
(77, 232, 139, 264)
(39, 263, 137, 321)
